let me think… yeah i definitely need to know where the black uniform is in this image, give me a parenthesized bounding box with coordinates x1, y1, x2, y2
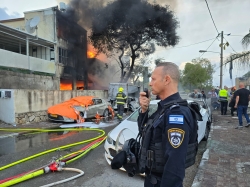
(138, 93, 196, 187)
(116, 91, 127, 121)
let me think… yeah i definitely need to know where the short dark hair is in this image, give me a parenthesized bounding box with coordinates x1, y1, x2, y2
(156, 62, 180, 82)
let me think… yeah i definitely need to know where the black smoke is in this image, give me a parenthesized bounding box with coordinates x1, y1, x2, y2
(58, 0, 179, 89)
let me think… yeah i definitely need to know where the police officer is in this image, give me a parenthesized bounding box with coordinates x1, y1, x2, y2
(116, 87, 127, 121)
(138, 62, 197, 187)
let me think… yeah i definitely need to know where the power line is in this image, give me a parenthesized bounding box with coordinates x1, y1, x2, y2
(175, 38, 216, 48)
(228, 34, 245, 37)
(204, 0, 219, 34)
(155, 37, 216, 52)
(199, 37, 219, 58)
(223, 36, 238, 53)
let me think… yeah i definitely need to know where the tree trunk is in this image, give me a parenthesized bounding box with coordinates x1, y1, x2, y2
(123, 45, 136, 83)
(118, 49, 125, 82)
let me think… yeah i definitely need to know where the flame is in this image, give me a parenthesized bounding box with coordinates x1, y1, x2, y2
(60, 81, 72, 90)
(87, 51, 96, 58)
(87, 44, 107, 61)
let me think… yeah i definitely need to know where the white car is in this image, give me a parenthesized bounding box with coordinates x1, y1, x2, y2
(104, 99, 212, 166)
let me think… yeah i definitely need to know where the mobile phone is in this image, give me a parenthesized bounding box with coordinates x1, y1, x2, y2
(144, 88, 149, 98)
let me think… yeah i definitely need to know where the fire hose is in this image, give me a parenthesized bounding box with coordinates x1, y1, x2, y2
(0, 128, 106, 186)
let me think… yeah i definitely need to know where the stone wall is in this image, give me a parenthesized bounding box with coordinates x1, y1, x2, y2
(16, 111, 48, 125)
(0, 89, 108, 125)
(0, 69, 59, 90)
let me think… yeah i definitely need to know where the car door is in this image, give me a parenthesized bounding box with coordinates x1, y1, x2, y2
(197, 104, 208, 142)
(88, 98, 106, 117)
(95, 99, 106, 115)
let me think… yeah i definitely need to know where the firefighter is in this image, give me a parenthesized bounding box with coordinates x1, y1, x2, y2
(116, 87, 127, 121)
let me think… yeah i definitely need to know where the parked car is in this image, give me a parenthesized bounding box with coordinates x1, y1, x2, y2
(48, 96, 111, 123)
(104, 99, 212, 167)
(109, 97, 140, 112)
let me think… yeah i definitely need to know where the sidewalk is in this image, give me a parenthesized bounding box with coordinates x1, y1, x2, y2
(192, 111, 250, 187)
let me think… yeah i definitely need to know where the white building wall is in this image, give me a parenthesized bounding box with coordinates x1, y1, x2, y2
(0, 90, 15, 124)
(24, 9, 55, 42)
(0, 49, 56, 74)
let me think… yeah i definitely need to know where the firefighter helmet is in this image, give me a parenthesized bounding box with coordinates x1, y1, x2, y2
(119, 87, 124, 92)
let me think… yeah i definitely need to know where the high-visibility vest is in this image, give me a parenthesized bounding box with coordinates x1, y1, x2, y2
(219, 89, 228, 102)
(116, 92, 127, 105)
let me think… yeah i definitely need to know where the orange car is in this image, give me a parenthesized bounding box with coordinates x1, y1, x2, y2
(48, 96, 111, 123)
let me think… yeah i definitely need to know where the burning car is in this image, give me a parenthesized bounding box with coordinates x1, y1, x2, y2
(48, 96, 112, 123)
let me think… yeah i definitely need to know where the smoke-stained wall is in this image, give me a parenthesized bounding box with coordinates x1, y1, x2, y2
(56, 10, 88, 89)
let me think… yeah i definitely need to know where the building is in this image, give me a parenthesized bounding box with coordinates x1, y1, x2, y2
(0, 6, 88, 90)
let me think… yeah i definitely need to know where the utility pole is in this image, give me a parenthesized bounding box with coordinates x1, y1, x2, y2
(220, 31, 223, 89)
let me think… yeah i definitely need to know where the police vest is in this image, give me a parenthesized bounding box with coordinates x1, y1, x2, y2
(138, 100, 201, 174)
(116, 92, 127, 104)
(219, 89, 228, 102)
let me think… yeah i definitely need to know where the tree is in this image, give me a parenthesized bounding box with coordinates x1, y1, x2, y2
(154, 58, 165, 66)
(130, 57, 153, 84)
(225, 29, 250, 69)
(181, 58, 215, 90)
(242, 29, 250, 48)
(191, 58, 215, 87)
(89, 0, 179, 82)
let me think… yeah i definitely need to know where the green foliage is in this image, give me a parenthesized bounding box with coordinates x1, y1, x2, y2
(154, 58, 165, 66)
(242, 31, 250, 49)
(181, 58, 215, 90)
(89, 0, 179, 82)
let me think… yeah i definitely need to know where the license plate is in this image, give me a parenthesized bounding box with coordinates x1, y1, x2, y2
(50, 114, 57, 117)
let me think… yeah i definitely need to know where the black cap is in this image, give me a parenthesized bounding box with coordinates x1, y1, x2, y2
(111, 151, 127, 169)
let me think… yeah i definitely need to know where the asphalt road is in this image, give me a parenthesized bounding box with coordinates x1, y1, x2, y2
(0, 120, 206, 187)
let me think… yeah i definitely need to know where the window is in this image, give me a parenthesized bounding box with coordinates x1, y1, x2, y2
(59, 47, 68, 64)
(127, 103, 158, 122)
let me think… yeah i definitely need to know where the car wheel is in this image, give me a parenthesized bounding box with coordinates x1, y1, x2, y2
(103, 108, 109, 122)
(202, 124, 210, 141)
(209, 114, 213, 124)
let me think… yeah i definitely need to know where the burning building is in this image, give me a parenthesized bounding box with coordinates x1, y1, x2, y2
(0, 5, 93, 90)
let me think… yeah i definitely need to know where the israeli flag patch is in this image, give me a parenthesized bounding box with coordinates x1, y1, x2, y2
(169, 115, 184, 125)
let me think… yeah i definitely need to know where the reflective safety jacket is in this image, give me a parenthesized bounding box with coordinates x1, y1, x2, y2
(219, 89, 228, 102)
(116, 91, 127, 105)
(137, 93, 199, 187)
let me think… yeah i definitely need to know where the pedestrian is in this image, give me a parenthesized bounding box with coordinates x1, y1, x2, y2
(138, 62, 197, 187)
(229, 87, 237, 116)
(234, 82, 250, 129)
(218, 86, 230, 115)
(210, 88, 218, 107)
(201, 90, 206, 99)
(115, 87, 127, 121)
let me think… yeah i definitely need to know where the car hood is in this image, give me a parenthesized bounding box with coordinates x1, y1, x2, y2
(109, 119, 139, 142)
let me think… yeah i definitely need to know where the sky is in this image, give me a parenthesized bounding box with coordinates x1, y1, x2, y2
(0, 0, 250, 88)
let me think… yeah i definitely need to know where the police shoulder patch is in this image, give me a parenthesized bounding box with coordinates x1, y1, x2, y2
(168, 128, 185, 148)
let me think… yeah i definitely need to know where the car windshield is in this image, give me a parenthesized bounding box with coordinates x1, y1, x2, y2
(126, 103, 158, 122)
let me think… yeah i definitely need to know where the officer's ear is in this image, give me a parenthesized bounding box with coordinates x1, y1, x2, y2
(164, 75, 171, 85)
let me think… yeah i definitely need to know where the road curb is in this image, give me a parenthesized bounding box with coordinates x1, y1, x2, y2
(191, 123, 213, 187)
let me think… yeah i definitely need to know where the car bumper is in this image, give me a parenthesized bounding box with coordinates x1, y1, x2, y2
(104, 139, 127, 171)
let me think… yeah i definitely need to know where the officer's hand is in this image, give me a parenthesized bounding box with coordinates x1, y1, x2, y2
(139, 92, 150, 113)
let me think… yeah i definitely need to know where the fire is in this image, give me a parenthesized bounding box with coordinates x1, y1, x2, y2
(60, 80, 85, 90)
(60, 80, 72, 90)
(87, 44, 107, 61)
(87, 51, 96, 58)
